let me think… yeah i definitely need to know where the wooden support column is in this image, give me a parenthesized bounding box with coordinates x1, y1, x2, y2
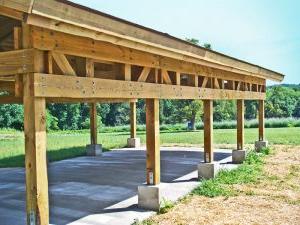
(258, 100, 265, 141)
(146, 99, 160, 185)
(203, 100, 213, 163)
(130, 102, 137, 138)
(86, 58, 98, 145)
(23, 23, 49, 225)
(237, 100, 244, 150)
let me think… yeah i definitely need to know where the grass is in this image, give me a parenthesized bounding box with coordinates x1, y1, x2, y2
(192, 147, 270, 197)
(0, 127, 299, 168)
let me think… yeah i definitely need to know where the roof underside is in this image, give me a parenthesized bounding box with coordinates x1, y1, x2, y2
(1, 0, 285, 82)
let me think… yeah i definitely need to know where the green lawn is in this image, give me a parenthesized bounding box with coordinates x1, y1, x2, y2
(0, 127, 299, 168)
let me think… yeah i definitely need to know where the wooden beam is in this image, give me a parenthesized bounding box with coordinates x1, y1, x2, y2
(30, 27, 266, 85)
(137, 67, 151, 82)
(0, 49, 37, 76)
(258, 100, 265, 141)
(14, 27, 23, 97)
(161, 69, 172, 85)
(52, 52, 76, 76)
(214, 78, 220, 89)
(237, 99, 244, 150)
(176, 72, 181, 85)
(204, 100, 213, 163)
(0, 0, 33, 13)
(0, 96, 22, 104)
(22, 23, 49, 225)
(146, 98, 160, 185)
(86, 58, 98, 145)
(33, 73, 266, 100)
(124, 64, 131, 81)
(0, 5, 24, 20)
(0, 81, 14, 93)
(202, 77, 208, 88)
(130, 102, 137, 138)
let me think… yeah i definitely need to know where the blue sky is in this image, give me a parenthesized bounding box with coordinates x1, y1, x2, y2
(73, 0, 300, 85)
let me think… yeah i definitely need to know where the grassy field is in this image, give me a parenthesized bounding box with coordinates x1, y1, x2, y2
(143, 145, 300, 225)
(0, 127, 299, 167)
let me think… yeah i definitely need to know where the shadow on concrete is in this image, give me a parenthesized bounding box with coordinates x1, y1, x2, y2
(0, 148, 230, 225)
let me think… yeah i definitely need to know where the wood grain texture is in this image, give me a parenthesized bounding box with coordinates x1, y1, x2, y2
(146, 98, 160, 185)
(204, 100, 213, 163)
(130, 102, 137, 138)
(237, 99, 244, 150)
(258, 100, 265, 141)
(33, 73, 266, 100)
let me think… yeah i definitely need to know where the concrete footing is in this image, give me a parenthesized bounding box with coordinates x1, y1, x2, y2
(255, 140, 268, 152)
(138, 185, 161, 211)
(232, 150, 247, 164)
(86, 144, 102, 156)
(198, 162, 220, 179)
(127, 138, 141, 148)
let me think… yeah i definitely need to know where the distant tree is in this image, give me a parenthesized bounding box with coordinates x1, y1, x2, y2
(203, 43, 212, 50)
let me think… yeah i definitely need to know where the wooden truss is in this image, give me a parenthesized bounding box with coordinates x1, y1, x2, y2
(0, 1, 283, 225)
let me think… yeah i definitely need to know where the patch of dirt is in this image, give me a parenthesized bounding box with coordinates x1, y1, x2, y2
(148, 145, 300, 225)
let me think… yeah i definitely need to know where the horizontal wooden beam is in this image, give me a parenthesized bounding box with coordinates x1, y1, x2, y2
(0, 5, 24, 20)
(33, 73, 265, 100)
(0, 96, 22, 104)
(30, 27, 266, 85)
(0, 81, 14, 93)
(0, 0, 32, 13)
(0, 49, 38, 76)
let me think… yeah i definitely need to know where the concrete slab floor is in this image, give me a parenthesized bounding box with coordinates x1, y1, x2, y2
(0, 147, 233, 225)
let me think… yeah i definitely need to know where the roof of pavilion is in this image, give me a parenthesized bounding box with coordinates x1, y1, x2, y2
(2, 0, 284, 82)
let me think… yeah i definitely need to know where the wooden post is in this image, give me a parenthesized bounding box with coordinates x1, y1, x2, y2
(258, 100, 265, 141)
(237, 99, 244, 150)
(146, 99, 160, 185)
(203, 100, 213, 163)
(86, 58, 98, 145)
(23, 23, 49, 225)
(130, 102, 137, 138)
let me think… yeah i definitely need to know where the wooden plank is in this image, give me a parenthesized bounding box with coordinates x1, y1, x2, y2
(33, 73, 266, 100)
(258, 100, 265, 141)
(237, 99, 244, 150)
(22, 23, 49, 225)
(204, 100, 213, 163)
(30, 27, 266, 85)
(176, 72, 181, 85)
(0, 5, 24, 20)
(124, 64, 131, 81)
(52, 52, 76, 76)
(0, 0, 32, 13)
(214, 78, 220, 89)
(23, 74, 49, 225)
(146, 98, 160, 185)
(14, 27, 23, 97)
(0, 81, 14, 93)
(46, 98, 136, 104)
(0, 49, 36, 76)
(202, 77, 208, 88)
(130, 102, 137, 138)
(86, 58, 98, 145)
(162, 69, 172, 85)
(30, 1, 284, 82)
(137, 67, 151, 82)
(0, 96, 22, 104)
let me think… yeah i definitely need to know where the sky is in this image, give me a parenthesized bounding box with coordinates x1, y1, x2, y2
(72, 0, 300, 85)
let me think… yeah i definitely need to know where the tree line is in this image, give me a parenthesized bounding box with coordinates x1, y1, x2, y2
(0, 85, 299, 131)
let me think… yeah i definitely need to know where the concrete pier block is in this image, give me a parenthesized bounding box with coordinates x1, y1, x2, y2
(198, 162, 220, 179)
(138, 185, 161, 211)
(232, 150, 247, 164)
(86, 144, 102, 156)
(127, 138, 141, 148)
(255, 140, 268, 152)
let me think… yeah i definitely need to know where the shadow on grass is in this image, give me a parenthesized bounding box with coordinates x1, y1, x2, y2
(0, 146, 112, 168)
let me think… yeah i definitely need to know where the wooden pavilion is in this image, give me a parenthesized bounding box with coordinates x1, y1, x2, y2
(0, 0, 284, 224)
